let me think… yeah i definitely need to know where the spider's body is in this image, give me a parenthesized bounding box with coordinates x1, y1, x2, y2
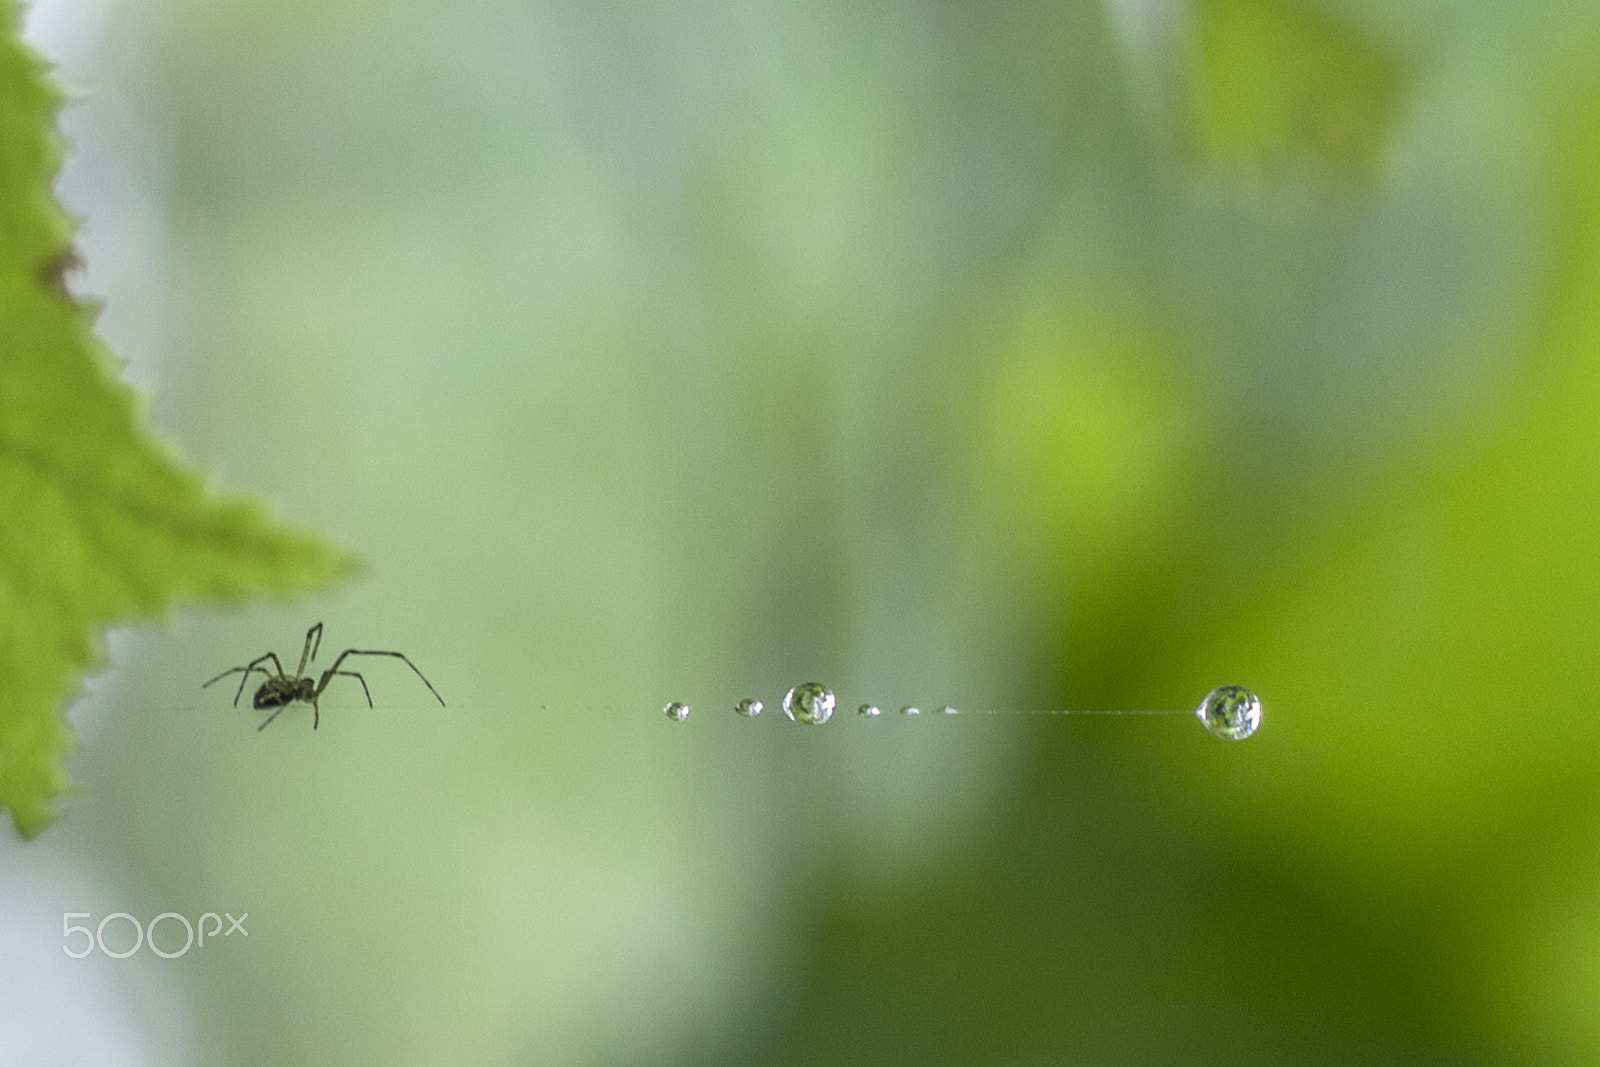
(253, 675, 316, 710)
(203, 623, 444, 730)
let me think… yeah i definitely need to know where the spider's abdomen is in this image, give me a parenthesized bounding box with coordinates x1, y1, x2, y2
(253, 678, 314, 709)
(253, 683, 291, 709)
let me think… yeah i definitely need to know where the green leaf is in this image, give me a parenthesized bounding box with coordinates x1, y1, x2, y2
(0, 2, 358, 838)
(1190, 0, 1405, 182)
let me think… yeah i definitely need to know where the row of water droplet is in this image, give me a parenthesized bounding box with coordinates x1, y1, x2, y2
(665, 683, 1261, 739)
(662, 687, 949, 725)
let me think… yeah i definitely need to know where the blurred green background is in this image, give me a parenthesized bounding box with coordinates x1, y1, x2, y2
(9, 0, 1600, 1062)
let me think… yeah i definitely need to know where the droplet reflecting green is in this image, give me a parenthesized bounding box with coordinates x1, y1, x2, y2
(782, 683, 835, 725)
(939, 705, 958, 715)
(900, 705, 921, 716)
(663, 701, 691, 722)
(1195, 685, 1261, 740)
(858, 704, 881, 717)
(735, 698, 763, 717)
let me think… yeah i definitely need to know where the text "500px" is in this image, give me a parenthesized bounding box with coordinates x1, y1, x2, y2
(64, 911, 248, 959)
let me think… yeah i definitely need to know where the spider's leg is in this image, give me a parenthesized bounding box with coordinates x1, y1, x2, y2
(297, 623, 324, 676)
(256, 702, 292, 731)
(202, 665, 252, 689)
(323, 649, 445, 707)
(231, 653, 286, 707)
(318, 669, 373, 708)
(204, 666, 271, 707)
(312, 698, 319, 730)
(203, 655, 284, 706)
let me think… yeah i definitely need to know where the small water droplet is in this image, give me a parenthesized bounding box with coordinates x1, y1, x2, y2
(664, 702, 691, 722)
(1195, 685, 1261, 740)
(735, 698, 763, 717)
(782, 683, 835, 725)
(940, 705, 958, 715)
(900, 705, 921, 716)
(858, 704, 881, 717)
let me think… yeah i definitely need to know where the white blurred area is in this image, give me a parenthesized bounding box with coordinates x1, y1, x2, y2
(23, 0, 170, 394)
(2, 4, 192, 1064)
(0, 855, 195, 1066)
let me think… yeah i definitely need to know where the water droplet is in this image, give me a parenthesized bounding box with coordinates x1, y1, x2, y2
(940, 705, 959, 715)
(663, 701, 691, 722)
(900, 705, 921, 716)
(735, 698, 763, 717)
(858, 703, 881, 717)
(782, 683, 836, 725)
(1195, 685, 1261, 740)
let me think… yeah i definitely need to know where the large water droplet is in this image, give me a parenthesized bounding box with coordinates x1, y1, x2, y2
(1195, 685, 1261, 740)
(858, 704, 881, 717)
(663, 701, 691, 722)
(735, 698, 763, 717)
(782, 683, 835, 725)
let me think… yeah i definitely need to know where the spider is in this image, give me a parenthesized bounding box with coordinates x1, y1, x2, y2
(202, 623, 445, 730)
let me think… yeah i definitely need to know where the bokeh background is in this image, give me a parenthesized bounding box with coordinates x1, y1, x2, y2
(7, 0, 1600, 1062)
